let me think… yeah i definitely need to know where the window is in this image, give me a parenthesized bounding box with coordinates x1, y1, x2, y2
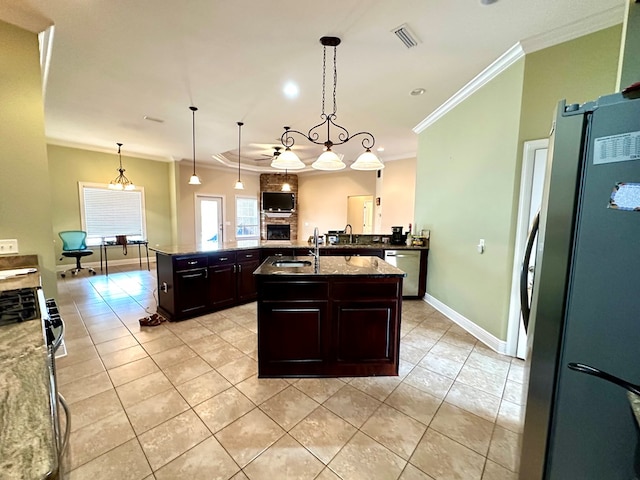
(79, 183, 147, 245)
(236, 196, 259, 239)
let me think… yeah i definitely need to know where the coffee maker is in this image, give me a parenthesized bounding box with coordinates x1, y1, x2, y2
(391, 226, 405, 245)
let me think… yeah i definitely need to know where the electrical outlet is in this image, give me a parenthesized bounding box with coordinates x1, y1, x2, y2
(0, 239, 19, 254)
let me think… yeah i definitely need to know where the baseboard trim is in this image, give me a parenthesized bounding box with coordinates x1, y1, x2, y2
(423, 294, 509, 355)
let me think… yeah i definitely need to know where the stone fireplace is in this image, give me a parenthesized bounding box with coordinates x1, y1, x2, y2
(266, 224, 291, 241)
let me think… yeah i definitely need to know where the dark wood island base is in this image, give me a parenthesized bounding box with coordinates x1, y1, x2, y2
(255, 256, 405, 378)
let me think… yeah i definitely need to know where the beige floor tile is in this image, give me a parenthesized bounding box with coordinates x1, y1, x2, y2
(487, 425, 521, 473)
(456, 364, 507, 398)
(108, 356, 160, 387)
(140, 333, 184, 355)
(116, 371, 173, 408)
(215, 408, 285, 468)
(289, 405, 357, 465)
(67, 388, 124, 433)
(399, 463, 436, 480)
(68, 410, 135, 470)
(216, 355, 258, 385)
(230, 334, 257, 355)
(218, 325, 254, 344)
(199, 342, 245, 369)
(293, 377, 346, 403)
(465, 351, 511, 377)
(440, 329, 478, 349)
(429, 341, 473, 362)
(328, 431, 406, 480)
(198, 315, 238, 333)
(384, 383, 442, 425)
(125, 388, 190, 434)
(507, 361, 525, 384)
(445, 382, 501, 422)
(138, 410, 212, 471)
(244, 434, 324, 480)
(151, 344, 198, 370)
(56, 344, 100, 369)
(410, 429, 485, 480)
(95, 334, 140, 356)
(176, 370, 232, 406)
(260, 385, 319, 431)
(430, 402, 494, 455)
(162, 355, 213, 385)
(131, 324, 173, 343)
(194, 387, 255, 433)
(230, 471, 250, 480)
(361, 404, 427, 460)
(323, 385, 381, 428)
(173, 323, 219, 343)
(68, 438, 152, 480)
(154, 436, 239, 480)
(57, 356, 105, 386)
(401, 331, 438, 351)
(101, 344, 149, 369)
(482, 459, 518, 480)
(419, 351, 464, 379)
(184, 332, 226, 356)
(90, 325, 131, 344)
(399, 343, 429, 364)
(236, 375, 289, 405)
(403, 365, 454, 400)
(59, 371, 113, 405)
(349, 375, 402, 401)
(315, 468, 342, 480)
(63, 335, 94, 352)
(411, 324, 449, 343)
(496, 399, 524, 433)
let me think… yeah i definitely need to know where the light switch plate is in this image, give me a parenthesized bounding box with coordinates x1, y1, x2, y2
(0, 239, 19, 254)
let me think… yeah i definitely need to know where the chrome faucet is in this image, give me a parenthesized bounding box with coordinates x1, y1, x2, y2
(344, 224, 353, 243)
(309, 226, 320, 260)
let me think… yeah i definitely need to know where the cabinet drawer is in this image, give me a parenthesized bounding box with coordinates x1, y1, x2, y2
(258, 280, 328, 300)
(237, 249, 260, 262)
(209, 251, 237, 266)
(332, 278, 401, 300)
(174, 255, 208, 271)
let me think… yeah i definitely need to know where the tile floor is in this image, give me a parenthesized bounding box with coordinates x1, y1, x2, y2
(55, 264, 524, 480)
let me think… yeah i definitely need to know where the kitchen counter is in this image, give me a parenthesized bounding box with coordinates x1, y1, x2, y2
(629, 393, 640, 427)
(254, 255, 406, 277)
(0, 255, 58, 479)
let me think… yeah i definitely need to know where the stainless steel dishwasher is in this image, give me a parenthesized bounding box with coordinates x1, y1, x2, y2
(384, 250, 421, 296)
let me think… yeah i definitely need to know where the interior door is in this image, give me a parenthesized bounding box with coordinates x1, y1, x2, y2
(195, 195, 223, 244)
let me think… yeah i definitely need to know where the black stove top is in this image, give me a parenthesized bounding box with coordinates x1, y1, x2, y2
(0, 287, 40, 326)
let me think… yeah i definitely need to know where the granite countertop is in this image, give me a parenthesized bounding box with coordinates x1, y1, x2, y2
(254, 255, 406, 277)
(151, 240, 428, 256)
(0, 255, 58, 479)
(629, 392, 640, 427)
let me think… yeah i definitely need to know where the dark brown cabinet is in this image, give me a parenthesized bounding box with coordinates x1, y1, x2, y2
(157, 253, 210, 321)
(208, 252, 237, 309)
(236, 250, 261, 302)
(321, 248, 384, 258)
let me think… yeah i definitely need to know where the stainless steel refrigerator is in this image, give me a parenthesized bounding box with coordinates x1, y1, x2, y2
(519, 90, 640, 479)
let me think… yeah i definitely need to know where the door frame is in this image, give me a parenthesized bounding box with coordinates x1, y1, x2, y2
(506, 139, 548, 358)
(195, 194, 226, 244)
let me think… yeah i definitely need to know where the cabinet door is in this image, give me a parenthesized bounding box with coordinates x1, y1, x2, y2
(209, 264, 236, 309)
(175, 268, 210, 317)
(237, 259, 260, 302)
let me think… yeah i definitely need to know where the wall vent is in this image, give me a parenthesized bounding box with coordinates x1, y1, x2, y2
(392, 24, 420, 49)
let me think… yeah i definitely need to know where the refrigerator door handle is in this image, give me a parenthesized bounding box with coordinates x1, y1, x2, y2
(520, 211, 540, 334)
(568, 362, 640, 396)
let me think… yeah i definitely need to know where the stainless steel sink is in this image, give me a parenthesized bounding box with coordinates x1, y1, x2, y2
(271, 259, 313, 268)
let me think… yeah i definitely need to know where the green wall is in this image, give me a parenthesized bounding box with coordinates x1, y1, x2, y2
(47, 145, 174, 264)
(415, 25, 621, 341)
(0, 21, 57, 294)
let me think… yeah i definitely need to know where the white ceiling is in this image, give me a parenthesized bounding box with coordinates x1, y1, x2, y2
(1, 0, 625, 172)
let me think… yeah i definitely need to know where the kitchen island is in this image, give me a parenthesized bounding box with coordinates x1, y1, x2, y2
(254, 255, 405, 378)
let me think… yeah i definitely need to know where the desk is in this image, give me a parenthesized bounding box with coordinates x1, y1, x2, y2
(100, 240, 150, 275)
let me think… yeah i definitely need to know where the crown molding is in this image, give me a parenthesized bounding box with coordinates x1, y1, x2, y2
(413, 5, 625, 134)
(46, 138, 174, 162)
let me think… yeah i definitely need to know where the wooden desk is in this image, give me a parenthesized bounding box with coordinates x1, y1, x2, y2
(100, 240, 149, 275)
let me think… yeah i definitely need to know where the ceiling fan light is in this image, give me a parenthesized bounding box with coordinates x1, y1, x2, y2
(312, 149, 345, 170)
(189, 174, 201, 185)
(350, 149, 385, 170)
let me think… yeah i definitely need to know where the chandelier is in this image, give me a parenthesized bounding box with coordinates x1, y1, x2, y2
(108, 143, 135, 190)
(278, 36, 384, 171)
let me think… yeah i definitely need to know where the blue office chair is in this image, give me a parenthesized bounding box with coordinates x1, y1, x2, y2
(59, 231, 96, 277)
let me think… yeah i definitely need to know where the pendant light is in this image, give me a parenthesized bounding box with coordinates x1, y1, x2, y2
(278, 36, 384, 171)
(234, 121, 244, 190)
(281, 169, 291, 192)
(271, 127, 305, 170)
(188, 106, 201, 185)
(108, 142, 135, 190)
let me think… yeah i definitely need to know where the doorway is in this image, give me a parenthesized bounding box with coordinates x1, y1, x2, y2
(347, 195, 374, 234)
(507, 139, 548, 358)
(195, 195, 224, 244)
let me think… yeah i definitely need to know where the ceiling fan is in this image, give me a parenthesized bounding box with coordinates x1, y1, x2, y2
(252, 146, 282, 162)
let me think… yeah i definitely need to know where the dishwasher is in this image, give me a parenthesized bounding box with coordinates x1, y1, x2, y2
(384, 250, 421, 297)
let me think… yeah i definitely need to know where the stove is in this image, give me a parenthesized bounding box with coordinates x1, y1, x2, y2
(0, 287, 40, 326)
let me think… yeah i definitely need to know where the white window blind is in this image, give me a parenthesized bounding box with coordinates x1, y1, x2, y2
(236, 196, 259, 239)
(79, 183, 146, 245)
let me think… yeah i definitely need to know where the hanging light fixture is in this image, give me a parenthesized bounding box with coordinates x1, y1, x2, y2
(271, 128, 305, 170)
(234, 121, 244, 190)
(108, 142, 135, 190)
(281, 169, 291, 192)
(279, 36, 384, 171)
(188, 106, 201, 185)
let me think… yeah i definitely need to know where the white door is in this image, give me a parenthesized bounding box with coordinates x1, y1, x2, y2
(507, 139, 548, 358)
(195, 195, 224, 244)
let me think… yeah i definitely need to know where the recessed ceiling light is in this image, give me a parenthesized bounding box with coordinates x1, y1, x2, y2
(283, 82, 299, 99)
(410, 88, 425, 96)
(377, 147, 385, 152)
(143, 115, 164, 123)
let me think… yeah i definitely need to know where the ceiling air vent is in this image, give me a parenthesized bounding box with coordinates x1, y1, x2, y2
(392, 24, 420, 49)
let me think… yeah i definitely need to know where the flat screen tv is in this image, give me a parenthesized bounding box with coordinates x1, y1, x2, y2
(262, 192, 295, 212)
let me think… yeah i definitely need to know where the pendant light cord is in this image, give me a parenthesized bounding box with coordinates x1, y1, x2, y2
(237, 121, 243, 180)
(190, 106, 198, 175)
